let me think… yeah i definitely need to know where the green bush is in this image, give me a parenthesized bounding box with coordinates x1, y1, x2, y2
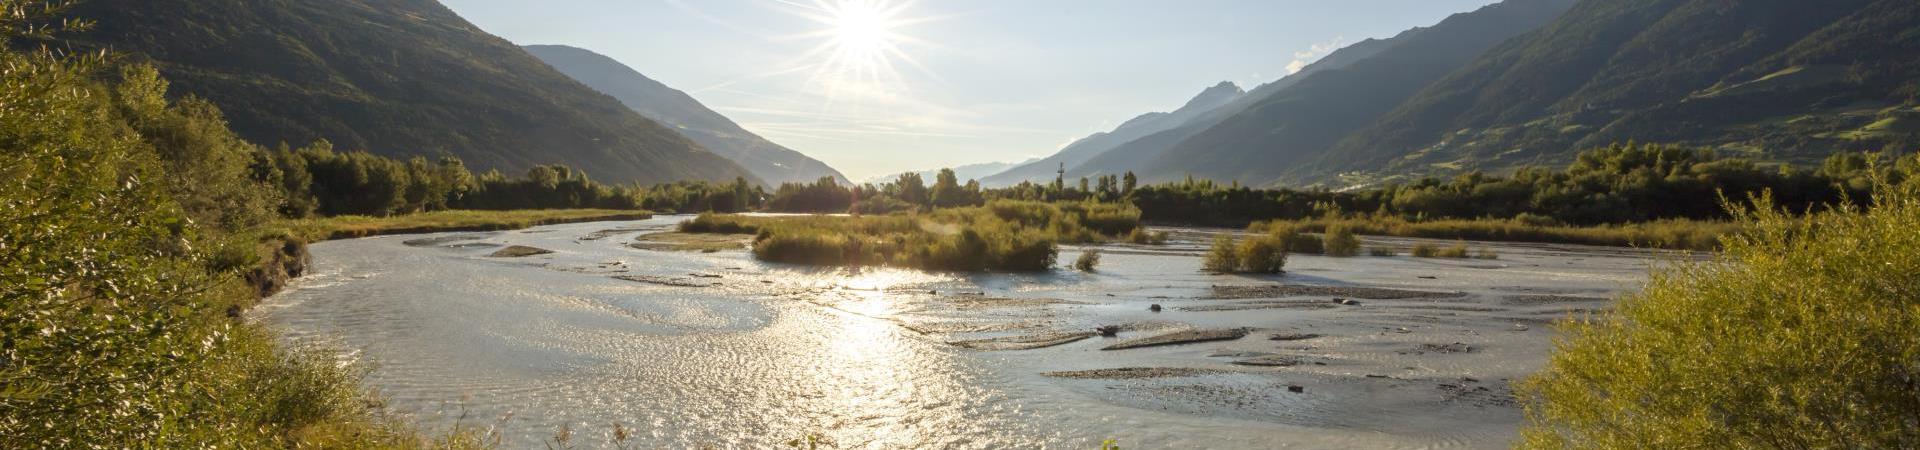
(1517, 180, 1920, 449)
(1323, 225, 1361, 257)
(1074, 250, 1102, 272)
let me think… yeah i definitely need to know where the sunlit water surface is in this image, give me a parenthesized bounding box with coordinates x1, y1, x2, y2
(257, 216, 1662, 449)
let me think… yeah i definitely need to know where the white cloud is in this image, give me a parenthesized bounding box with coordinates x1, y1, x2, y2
(1285, 37, 1347, 74)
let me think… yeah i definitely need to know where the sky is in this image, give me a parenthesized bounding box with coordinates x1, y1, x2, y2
(440, 0, 1497, 180)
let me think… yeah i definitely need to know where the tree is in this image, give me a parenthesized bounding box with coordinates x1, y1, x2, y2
(930, 168, 972, 208)
(890, 172, 929, 207)
(1122, 171, 1138, 196)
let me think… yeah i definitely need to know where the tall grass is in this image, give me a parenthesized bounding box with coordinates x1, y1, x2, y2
(680, 201, 1139, 272)
(1517, 180, 1920, 448)
(1254, 216, 1735, 251)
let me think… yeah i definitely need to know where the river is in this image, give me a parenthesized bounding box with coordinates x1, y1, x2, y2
(255, 216, 1663, 449)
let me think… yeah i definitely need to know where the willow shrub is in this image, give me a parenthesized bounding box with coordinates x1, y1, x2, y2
(1517, 181, 1920, 448)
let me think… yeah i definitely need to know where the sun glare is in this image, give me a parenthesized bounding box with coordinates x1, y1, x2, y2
(782, 0, 933, 99)
(830, 1, 896, 57)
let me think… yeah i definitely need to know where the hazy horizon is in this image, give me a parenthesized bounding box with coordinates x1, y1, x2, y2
(439, 0, 1497, 180)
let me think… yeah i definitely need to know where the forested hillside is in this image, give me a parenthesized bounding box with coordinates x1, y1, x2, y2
(1126, 0, 1577, 186)
(525, 44, 847, 186)
(64, 0, 756, 185)
(1325, 0, 1920, 185)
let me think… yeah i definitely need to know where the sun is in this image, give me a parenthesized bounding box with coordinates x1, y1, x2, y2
(829, 0, 898, 58)
(781, 0, 932, 98)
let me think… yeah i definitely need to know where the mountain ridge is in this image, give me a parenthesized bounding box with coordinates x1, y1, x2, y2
(65, 0, 756, 185)
(524, 44, 849, 186)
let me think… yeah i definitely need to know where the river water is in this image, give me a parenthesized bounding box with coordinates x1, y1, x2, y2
(255, 216, 1664, 449)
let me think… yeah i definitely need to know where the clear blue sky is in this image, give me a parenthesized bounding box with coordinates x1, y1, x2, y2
(440, 0, 1496, 180)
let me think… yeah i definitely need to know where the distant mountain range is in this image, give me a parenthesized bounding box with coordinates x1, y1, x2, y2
(981, 82, 1245, 187)
(988, 0, 1919, 188)
(524, 45, 848, 186)
(868, 159, 1037, 186)
(66, 0, 756, 185)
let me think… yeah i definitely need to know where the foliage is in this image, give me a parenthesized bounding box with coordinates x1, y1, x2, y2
(767, 176, 854, 213)
(1323, 225, 1361, 257)
(1411, 242, 1471, 258)
(1201, 236, 1240, 273)
(1074, 250, 1102, 272)
(683, 201, 1138, 272)
(0, 13, 428, 446)
(271, 209, 650, 242)
(1367, 246, 1399, 257)
(1126, 227, 1169, 245)
(1517, 176, 1920, 448)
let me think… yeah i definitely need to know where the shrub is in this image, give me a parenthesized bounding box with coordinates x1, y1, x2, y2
(1126, 227, 1169, 245)
(1074, 250, 1102, 272)
(1323, 225, 1361, 257)
(1410, 243, 1440, 257)
(1283, 232, 1324, 255)
(1367, 247, 1398, 257)
(1472, 247, 1499, 259)
(1202, 235, 1240, 273)
(1236, 235, 1288, 274)
(1517, 181, 1920, 449)
(849, 195, 917, 215)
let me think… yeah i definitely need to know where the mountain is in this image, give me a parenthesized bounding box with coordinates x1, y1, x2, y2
(980, 82, 1244, 187)
(65, 0, 755, 185)
(1325, 0, 1920, 183)
(1121, 0, 1578, 187)
(1068, 30, 1413, 180)
(524, 45, 849, 186)
(867, 159, 1037, 186)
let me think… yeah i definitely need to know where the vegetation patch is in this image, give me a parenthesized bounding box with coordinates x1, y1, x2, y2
(1518, 178, 1920, 448)
(630, 232, 751, 252)
(267, 209, 651, 242)
(678, 201, 1142, 272)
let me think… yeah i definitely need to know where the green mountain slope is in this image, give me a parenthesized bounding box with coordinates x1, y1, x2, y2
(981, 82, 1244, 187)
(1067, 32, 1411, 180)
(66, 0, 756, 185)
(1327, 0, 1920, 185)
(1131, 0, 1577, 187)
(524, 44, 847, 186)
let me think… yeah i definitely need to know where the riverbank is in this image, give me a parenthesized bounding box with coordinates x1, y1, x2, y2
(1244, 217, 1735, 251)
(266, 209, 655, 242)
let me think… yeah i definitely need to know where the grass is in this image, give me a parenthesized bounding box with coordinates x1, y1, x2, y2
(266, 209, 653, 242)
(1517, 182, 1920, 448)
(1412, 242, 1471, 258)
(1255, 216, 1735, 251)
(679, 201, 1141, 272)
(630, 232, 751, 252)
(1126, 227, 1170, 245)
